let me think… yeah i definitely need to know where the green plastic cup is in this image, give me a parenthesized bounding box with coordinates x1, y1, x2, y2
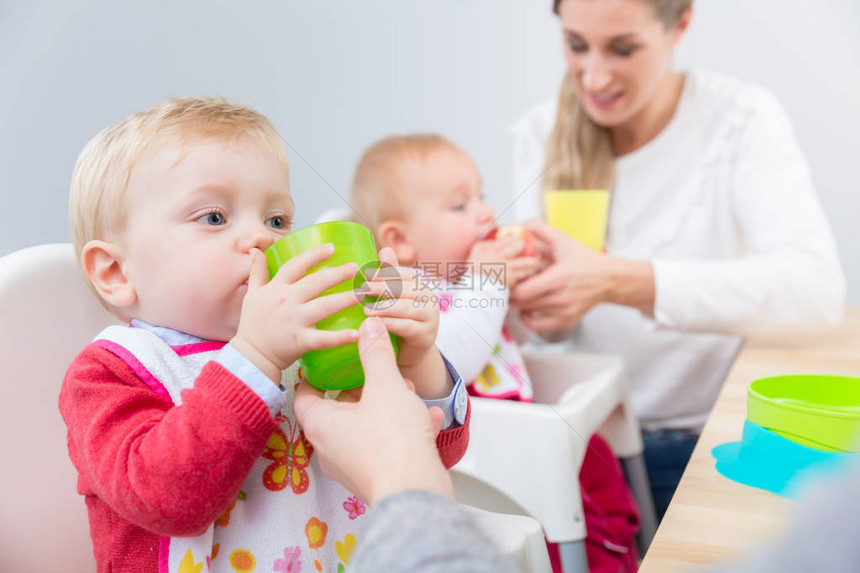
(264, 221, 398, 391)
(748, 374, 860, 453)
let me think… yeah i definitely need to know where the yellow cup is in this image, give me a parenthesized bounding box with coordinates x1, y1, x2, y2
(544, 190, 610, 251)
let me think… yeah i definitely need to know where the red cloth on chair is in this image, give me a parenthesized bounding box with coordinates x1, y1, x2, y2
(547, 434, 641, 573)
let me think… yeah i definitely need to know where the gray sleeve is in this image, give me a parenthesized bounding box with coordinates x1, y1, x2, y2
(350, 490, 521, 573)
(706, 458, 860, 573)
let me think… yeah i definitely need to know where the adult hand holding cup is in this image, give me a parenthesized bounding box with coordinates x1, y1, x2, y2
(293, 317, 451, 506)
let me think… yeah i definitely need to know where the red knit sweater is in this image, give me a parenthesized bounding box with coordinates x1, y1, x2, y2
(59, 344, 470, 573)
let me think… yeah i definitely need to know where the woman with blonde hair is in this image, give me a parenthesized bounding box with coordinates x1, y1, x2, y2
(510, 0, 845, 519)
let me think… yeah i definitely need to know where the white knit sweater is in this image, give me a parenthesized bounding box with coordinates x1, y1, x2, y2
(510, 69, 845, 431)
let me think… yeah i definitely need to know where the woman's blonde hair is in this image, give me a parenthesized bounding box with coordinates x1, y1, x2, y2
(69, 96, 288, 263)
(543, 0, 692, 191)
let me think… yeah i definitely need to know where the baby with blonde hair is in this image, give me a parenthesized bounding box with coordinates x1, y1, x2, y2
(352, 133, 539, 399)
(61, 99, 469, 573)
(351, 133, 640, 573)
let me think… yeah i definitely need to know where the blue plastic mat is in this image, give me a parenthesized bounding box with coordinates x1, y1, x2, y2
(712, 420, 856, 499)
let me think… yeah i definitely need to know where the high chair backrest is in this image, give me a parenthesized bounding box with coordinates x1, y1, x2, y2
(0, 244, 119, 572)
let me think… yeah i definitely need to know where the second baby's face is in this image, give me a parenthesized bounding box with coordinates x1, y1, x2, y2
(400, 148, 495, 276)
(119, 136, 294, 341)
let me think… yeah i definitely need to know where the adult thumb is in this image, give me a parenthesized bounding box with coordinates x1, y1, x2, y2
(358, 317, 402, 394)
(248, 248, 270, 289)
(523, 218, 563, 243)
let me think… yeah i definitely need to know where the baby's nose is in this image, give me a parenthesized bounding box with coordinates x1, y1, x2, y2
(478, 203, 496, 224)
(239, 225, 275, 253)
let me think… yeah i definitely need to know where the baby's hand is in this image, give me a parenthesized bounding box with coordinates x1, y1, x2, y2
(230, 245, 361, 383)
(468, 237, 539, 290)
(360, 248, 438, 370)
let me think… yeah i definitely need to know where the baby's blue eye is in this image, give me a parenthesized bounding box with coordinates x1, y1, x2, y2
(266, 216, 286, 229)
(205, 212, 225, 225)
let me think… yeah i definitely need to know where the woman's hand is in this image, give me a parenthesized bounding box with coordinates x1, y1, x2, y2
(510, 219, 655, 332)
(293, 317, 453, 506)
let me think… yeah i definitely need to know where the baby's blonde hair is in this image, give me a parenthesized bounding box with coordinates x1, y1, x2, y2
(350, 133, 468, 231)
(69, 96, 288, 262)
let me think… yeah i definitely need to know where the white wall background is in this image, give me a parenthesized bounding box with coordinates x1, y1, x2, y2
(2, 0, 859, 300)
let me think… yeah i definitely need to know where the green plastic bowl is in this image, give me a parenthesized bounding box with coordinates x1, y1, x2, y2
(748, 374, 860, 453)
(265, 221, 398, 392)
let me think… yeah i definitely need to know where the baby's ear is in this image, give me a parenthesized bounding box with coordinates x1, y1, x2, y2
(376, 221, 416, 266)
(81, 240, 137, 310)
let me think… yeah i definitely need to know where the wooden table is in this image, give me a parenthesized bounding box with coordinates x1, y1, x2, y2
(638, 308, 860, 572)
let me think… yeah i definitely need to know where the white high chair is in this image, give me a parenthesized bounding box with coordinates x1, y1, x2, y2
(451, 349, 658, 573)
(0, 244, 118, 572)
(0, 244, 552, 573)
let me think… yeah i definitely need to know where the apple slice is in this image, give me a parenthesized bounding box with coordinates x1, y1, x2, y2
(486, 225, 537, 257)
